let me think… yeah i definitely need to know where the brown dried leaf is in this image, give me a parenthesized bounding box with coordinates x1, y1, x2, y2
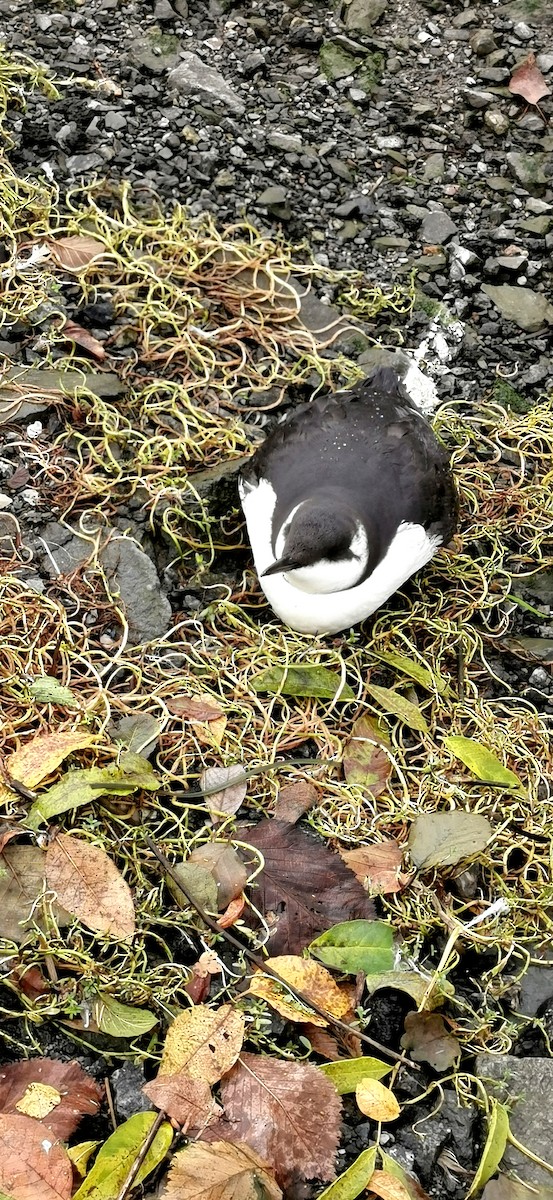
(0, 844, 68, 944)
(168, 695, 225, 723)
(166, 1140, 282, 1200)
(200, 766, 247, 821)
(5, 730, 97, 790)
(201, 1052, 341, 1187)
(61, 319, 106, 361)
(239, 819, 374, 955)
(189, 843, 248, 908)
(159, 1004, 245, 1081)
(341, 841, 410, 896)
(0, 1112, 73, 1199)
(248, 956, 352, 1026)
(368, 1170, 413, 1200)
(400, 1011, 461, 1071)
(45, 833, 136, 939)
(303, 1024, 343, 1061)
(10, 963, 49, 1001)
(274, 781, 318, 824)
(143, 1072, 220, 1132)
(0, 1058, 102, 1140)
(47, 235, 107, 271)
(0, 828, 23, 853)
(342, 714, 392, 798)
(509, 53, 551, 106)
(217, 894, 246, 928)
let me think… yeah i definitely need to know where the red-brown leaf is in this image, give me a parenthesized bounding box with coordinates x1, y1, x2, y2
(201, 1052, 342, 1186)
(0, 1058, 102, 1140)
(0, 1112, 73, 1199)
(10, 963, 49, 1001)
(45, 832, 136, 939)
(509, 53, 551, 105)
(61, 319, 106, 360)
(47, 235, 106, 271)
(143, 1072, 220, 1132)
(341, 841, 410, 895)
(274, 781, 318, 824)
(167, 696, 224, 723)
(239, 819, 374, 954)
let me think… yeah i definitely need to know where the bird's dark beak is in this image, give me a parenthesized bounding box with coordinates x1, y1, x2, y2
(261, 556, 301, 577)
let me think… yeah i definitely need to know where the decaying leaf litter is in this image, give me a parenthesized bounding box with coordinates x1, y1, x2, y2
(1, 44, 553, 1200)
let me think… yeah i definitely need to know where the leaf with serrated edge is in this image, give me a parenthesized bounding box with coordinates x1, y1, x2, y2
(445, 736, 524, 794)
(320, 1058, 391, 1095)
(165, 1140, 282, 1200)
(356, 1079, 400, 1122)
(143, 1073, 219, 1132)
(310, 920, 394, 975)
(317, 1146, 377, 1200)
(28, 678, 79, 707)
(159, 1004, 244, 1080)
(92, 993, 157, 1038)
(72, 1112, 173, 1200)
(0, 1112, 73, 1199)
(248, 956, 352, 1026)
(408, 811, 492, 870)
(45, 834, 135, 939)
(466, 1100, 510, 1198)
(0, 1058, 102, 1140)
(367, 685, 429, 735)
(251, 664, 354, 701)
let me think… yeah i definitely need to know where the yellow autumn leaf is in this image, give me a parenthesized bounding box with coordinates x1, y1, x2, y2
(2, 730, 97, 793)
(159, 1004, 244, 1081)
(355, 1078, 401, 1122)
(367, 1170, 413, 1200)
(15, 1082, 62, 1120)
(248, 956, 352, 1027)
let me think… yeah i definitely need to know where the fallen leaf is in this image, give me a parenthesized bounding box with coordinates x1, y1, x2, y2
(45, 833, 136, 939)
(320, 1057, 391, 1095)
(367, 685, 429, 735)
(167, 862, 219, 913)
(482, 1178, 551, 1200)
(67, 1141, 100, 1178)
(110, 713, 162, 756)
(200, 765, 247, 821)
(165, 1140, 282, 1200)
(341, 841, 408, 895)
(3, 730, 96, 792)
(202, 1052, 341, 1187)
(10, 962, 49, 1001)
(248, 956, 352, 1026)
(72, 1112, 173, 1200)
(408, 811, 492, 870)
(251, 665, 355, 701)
(92, 993, 157, 1038)
(367, 1170, 412, 1200)
(444, 736, 524, 795)
(373, 650, 450, 696)
(0, 844, 69, 943)
(342, 715, 392, 800)
(303, 1026, 343, 1061)
(310, 920, 394, 975)
(168, 695, 225, 723)
(143, 1073, 220, 1132)
(274, 780, 318, 824)
(240, 819, 374, 955)
(27, 678, 79, 708)
(27, 753, 160, 830)
(378, 1152, 431, 1200)
(356, 1079, 400, 1122)
(400, 1011, 461, 1071)
(316, 1146, 377, 1200)
(0, 1058, 102, 1139)
(189, 843, 248, 909)
(218, 894, 246, 928)
(0, 829, 21, 853)
(60, 319, 105, 360)
(467, 1099, 510, 1198)
(0, 1112, 73, 1199)
(47, 235, 107, 271)
(508, 52, 551, 107)
(364, 971, 453, 1010)
(159, 1004, 244, 1080)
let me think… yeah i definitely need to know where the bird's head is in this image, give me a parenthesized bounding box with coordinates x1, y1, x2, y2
(262, 495, 369, 594)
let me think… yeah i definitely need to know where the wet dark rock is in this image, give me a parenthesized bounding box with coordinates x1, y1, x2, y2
(102, 536, 172, 643)
(476, 1056, 553, 1187)
(111, 1062, 152, 1120)
(420, 210, 458, 244)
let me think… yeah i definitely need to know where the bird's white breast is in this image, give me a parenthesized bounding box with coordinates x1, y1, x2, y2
(240, 476, 441, 635)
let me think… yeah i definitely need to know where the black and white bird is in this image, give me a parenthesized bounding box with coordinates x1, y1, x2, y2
(238, 367, 457, 635)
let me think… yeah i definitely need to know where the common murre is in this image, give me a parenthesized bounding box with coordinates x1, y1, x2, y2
(239, 367, 457, 635)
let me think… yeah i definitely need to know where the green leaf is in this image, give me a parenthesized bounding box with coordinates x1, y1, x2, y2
(251, 664, 355, 701)
(28, 676, 79, 708)
(374, 650, 451, 696)
(409, 810, 492, 870)
(113, 713, 163, 755)
(467, 1099, 510, 1198)
(367, 684, 429, 735)
(320, 1057, 391, 1094)
(26, 752, 161, 829)
(317, 1146, 377, 1200)
(92, 992, 158, 1038)
(166, 862, 218, 913)
(445, 736, 525, 794)
(364, 970, 454, 1009)
(310, 920, 394, 974)
(72, 1112, 173, 1199)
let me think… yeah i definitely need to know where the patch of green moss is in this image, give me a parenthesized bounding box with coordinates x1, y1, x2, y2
(356, 51, 384, 94)
(149, 28, 179, 54)
(493, 379, 531, 413)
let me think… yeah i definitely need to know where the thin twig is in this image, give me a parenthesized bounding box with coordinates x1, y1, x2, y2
(116, 1109, 168, 1200)
(145, 833, 417, 1069)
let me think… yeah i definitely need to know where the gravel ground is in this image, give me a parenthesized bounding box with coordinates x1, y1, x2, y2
(1, 0, 553, 1194)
